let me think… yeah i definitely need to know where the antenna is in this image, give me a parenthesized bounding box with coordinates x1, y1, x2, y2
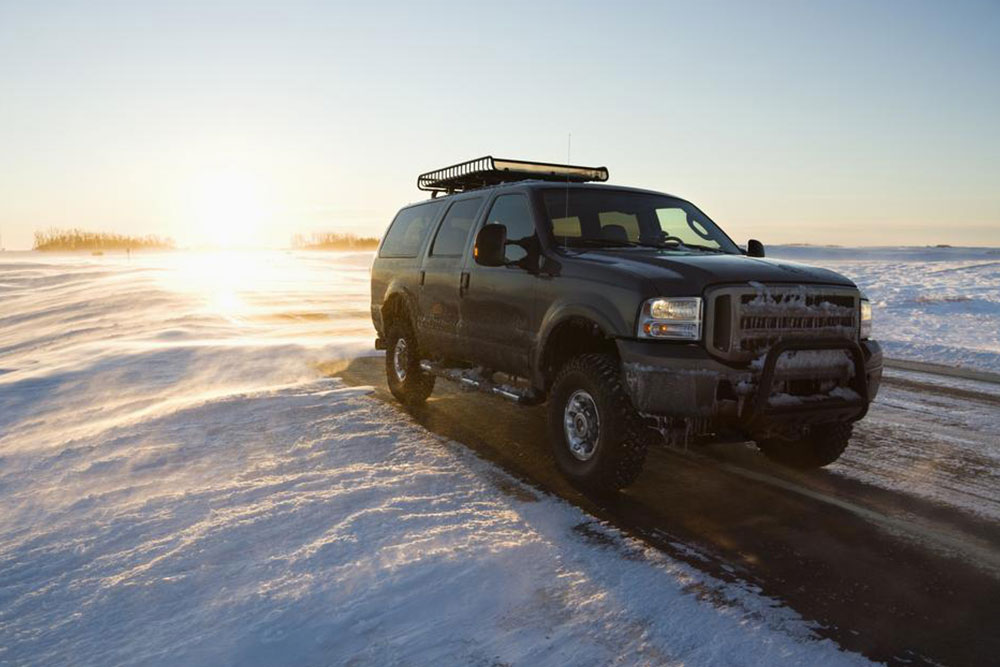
(563, 133, 572, 220)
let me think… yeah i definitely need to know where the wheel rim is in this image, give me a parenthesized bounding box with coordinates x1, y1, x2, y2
(563, 389, 600, 461)
(393, 338, 408, 382)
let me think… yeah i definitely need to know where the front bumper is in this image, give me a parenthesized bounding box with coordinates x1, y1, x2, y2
(617, 338, 883, 424)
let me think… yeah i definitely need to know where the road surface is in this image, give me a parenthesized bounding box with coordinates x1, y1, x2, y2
(338, 357, 1000, 666)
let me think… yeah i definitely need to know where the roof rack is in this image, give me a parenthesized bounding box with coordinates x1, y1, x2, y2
(417, 156, 609, 195)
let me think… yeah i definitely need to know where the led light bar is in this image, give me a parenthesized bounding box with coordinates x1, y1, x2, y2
(417, 156, 609, 194)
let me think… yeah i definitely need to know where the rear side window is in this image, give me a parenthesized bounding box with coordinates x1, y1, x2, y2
(379, 201, 444, 258)
(430, 197, 483, 256)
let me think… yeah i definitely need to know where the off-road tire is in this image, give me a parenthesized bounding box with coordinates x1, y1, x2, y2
(547, 353, 652, 491)
(385, 321, 435, 407)
(755, 422, 852, 469)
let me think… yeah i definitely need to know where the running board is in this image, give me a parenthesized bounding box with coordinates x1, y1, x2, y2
(419, 360, 540, 405)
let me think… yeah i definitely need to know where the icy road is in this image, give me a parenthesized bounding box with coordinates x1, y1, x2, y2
(1, 249, 998, 666)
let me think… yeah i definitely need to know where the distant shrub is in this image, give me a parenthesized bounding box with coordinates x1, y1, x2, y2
(34, 228, 174, 251)
(291, 232, 379, 250)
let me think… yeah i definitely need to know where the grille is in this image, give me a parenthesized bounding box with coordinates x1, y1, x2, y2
(705, 284, 859, 362)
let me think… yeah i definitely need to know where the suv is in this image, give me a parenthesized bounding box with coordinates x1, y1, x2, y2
(370, 157, 882, 490)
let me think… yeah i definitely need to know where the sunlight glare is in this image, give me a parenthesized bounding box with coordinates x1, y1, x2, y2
(168, 251, 259, 323)
(185, 171, 276, 248)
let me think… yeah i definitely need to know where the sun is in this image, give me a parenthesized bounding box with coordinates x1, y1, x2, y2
(186, 171, 275, 248)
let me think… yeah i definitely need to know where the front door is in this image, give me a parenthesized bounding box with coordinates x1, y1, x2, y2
(416, 195, 484, 359)
(459, 193, 540, 376)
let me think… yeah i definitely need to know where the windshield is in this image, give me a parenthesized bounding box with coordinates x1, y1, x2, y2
(541, 188, 740, 254)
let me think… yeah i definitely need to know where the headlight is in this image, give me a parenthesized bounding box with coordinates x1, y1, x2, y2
(638, 297, 702, 340)
(859, 298, 872, 340)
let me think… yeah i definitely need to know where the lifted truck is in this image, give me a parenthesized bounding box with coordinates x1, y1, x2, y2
(370, 157, 882, 490)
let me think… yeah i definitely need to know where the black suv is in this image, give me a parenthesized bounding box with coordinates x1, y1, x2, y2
(371, 157, 882, 490)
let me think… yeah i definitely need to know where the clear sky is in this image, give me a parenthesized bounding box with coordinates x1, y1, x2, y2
(1, 0, 998, 250)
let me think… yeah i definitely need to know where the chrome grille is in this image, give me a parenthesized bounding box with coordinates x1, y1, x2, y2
(705, 284, 860, 362)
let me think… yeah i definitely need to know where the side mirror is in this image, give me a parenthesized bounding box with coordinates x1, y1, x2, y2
(747, 239, 765, 258)
(474, 224, 507, 266)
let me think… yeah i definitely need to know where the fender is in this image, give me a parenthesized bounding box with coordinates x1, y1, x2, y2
(378, 279, 421, 334)
(532, 295, 634, 387)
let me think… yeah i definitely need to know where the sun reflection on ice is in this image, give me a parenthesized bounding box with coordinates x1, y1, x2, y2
(142, 248, 376, 347)
(166, 251, 261, 323)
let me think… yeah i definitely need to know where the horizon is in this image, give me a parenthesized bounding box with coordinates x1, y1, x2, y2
(1, 1, 998, 250)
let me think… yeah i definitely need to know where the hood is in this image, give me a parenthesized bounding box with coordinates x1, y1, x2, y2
(572, 249, 856, 294)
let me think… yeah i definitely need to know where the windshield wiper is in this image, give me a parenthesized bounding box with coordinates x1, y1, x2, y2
(561, 238, 726, 253)
(561, 237, 639, 248)
(675, 242, 726, 253)
(637, 240, 725, 253)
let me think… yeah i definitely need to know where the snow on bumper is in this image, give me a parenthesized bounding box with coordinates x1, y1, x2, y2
(617, 338, 883, 419)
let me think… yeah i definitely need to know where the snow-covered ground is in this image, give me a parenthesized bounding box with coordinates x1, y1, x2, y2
(0, 251, 872, 665)
(769, 245, 1000, 373)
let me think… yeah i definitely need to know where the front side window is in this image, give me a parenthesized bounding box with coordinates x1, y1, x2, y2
(484, 194, 536, 263)
(541, 189, 740, 254)
(431, 197, 483, 256)
(379, 201, 444, 258)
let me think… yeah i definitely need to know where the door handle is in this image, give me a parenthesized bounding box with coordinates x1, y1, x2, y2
(419, 270, 425, 286)
(459, 271, 470, 295)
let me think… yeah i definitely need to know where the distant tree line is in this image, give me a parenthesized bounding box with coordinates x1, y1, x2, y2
(34, 228, 174, 251)
(291, 232, 379, 250)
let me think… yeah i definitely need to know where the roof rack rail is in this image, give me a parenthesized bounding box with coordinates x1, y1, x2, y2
(417, 156, 609, 195)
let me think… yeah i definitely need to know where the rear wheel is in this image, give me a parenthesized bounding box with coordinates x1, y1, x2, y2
(755, 422, 852, 468)
(547, 353, 652, 491)
(385, 321, 435, 407)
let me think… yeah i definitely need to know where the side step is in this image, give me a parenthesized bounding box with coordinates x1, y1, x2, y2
(419, 360, 541, 405)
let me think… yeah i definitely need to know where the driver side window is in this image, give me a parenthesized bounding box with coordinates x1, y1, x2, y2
(485, 194, 536, 263)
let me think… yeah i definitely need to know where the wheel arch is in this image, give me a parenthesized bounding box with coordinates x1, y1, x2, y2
(380, 285, 419, 333)
(534, 306, 623, 392)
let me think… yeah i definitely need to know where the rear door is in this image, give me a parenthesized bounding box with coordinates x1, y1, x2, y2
(459, 192, 540, 376)
(371, 201, 445, 334)
(417, 195, 485, 358)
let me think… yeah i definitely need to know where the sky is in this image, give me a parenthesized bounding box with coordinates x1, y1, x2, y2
(1, 0, 998, 250)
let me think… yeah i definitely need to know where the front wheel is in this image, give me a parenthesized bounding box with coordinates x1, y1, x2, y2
(755, 422, 852, 468)
(547, 354, 652, 491)
(385, 322, 435, 407)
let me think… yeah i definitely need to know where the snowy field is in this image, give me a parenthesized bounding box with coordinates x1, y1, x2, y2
(0, 247, 995, 665)
(769, 245, 1000, 374)
(0, 251, 874, 666)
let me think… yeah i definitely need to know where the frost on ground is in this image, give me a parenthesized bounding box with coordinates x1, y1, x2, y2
(769, 246, 1000, 373)
(0, 252, 869, 665)
(831, 369, 1000, 523)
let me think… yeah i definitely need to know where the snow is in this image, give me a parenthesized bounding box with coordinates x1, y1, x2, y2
(767, 386, 861, 407)
(769, 245, 1000, 373)
(831, 367, 1000, 523)
(0, 251, 871, 665)
(750, 349, 854, 373)
(829, 386, 861, 401)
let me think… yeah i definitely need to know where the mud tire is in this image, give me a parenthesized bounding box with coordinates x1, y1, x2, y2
(385, 321, 435, 407)
(755, 422, 853, 469)
(547, 353, 652, 491)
